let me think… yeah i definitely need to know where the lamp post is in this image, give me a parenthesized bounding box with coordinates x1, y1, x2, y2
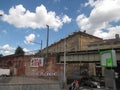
(40, 40, 42, 54)
(0, 14, 3, 54)
(46, 25, 49, 58)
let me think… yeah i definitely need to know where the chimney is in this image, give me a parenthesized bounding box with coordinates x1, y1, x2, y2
(115, 34, 119, 39)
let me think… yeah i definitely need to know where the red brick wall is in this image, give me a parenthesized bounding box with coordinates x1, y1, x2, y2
(0, 55, 63, 80)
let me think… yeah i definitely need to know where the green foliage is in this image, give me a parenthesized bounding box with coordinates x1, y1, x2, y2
(15, 46, 24, 55)
(0, 54, 3, 57)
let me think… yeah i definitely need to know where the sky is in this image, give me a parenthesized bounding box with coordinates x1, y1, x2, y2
(0, 0, 120, 56)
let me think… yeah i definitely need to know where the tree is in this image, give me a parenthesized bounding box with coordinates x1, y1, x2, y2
(0, 54, 3, 57)
(15, 46, 24, 55)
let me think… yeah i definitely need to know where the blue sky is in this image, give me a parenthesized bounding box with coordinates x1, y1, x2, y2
(0, 0, 120, 56)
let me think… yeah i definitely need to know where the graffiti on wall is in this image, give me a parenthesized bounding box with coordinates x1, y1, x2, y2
(39, 71, 57, 76)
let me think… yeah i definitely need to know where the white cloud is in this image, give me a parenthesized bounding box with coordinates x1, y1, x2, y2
(2, 44, 12, 51)
(62, 15, 71, 23)
(76, 14, 91, 31)
(23, 48, 29, 52)
(0, 44, 15, 55)
(2, 4, 71, 31)
(0, 44, 33, 56)
(84, 0, 97, 7)
(23, 48, 38, 55)
(76, 0, 120, 39)
(93, 26, 120, 39)
(0, 10, 4, 15)
(24, 33, 36, 44)
(0, 45, 32, 56)
(4, 51, 13, 56)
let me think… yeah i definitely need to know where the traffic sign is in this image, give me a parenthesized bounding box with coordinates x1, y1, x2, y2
(100, 50, 117, 67)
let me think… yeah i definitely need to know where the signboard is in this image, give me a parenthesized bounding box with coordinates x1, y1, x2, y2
(100, 50, 117, 67)
(30, 58, 44, 68)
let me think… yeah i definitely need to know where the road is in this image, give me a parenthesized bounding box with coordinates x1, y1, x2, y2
(0, 76, 58, 84)
(0, 77, 60, 90)
(0, 77, 12, 83)
(0, 77, 120, 90)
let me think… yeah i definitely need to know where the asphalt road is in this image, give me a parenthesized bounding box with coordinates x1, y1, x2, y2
(0, 76, 58, 84)
(0, 77, 120, 90)
(0, 77, 12, 83)
(0, 77, 60, 90)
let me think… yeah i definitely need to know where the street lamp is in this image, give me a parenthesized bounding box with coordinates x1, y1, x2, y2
(32, 41, 42, 51)
(46, 25, 49, 58)
(30, 40, 43, 55)
(0, 14, 3, 55)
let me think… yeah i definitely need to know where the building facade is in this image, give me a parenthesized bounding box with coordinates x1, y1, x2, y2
(0, 54, 62, 80)
(0, 31, 120, 79)
(41, 31, 120, 77)
(42, 31, 102, 54)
